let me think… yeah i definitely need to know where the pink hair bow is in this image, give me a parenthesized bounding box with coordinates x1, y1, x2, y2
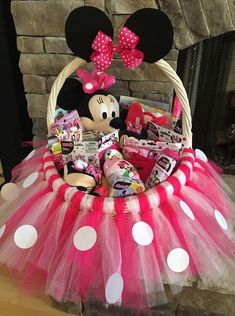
(76, 68, 115, 94)
(91, 27, 144, 71)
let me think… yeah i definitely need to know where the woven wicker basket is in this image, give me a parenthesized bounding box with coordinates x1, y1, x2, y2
(44, 57, 194, 215)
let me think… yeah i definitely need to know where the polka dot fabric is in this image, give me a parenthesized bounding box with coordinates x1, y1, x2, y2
(91, 27, 144, 71)
(0, 146, 235, 311)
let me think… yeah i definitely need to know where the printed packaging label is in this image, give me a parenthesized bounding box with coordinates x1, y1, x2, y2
(147, 122, 187, 146)
(61, 140, 99, 168)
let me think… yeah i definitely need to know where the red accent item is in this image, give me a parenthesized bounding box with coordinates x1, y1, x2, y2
(125, 153, 155, 183)
(143, 112, 168, 127)
(93, 185, 109, 197)
(126, 103, 144, 124)
(172, 95, 182, 118)
(126, 103, 144, 134)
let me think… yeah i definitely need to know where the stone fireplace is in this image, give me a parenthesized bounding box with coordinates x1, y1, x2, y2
(10, 1, 235, 315)
(11, 1, 235, 142)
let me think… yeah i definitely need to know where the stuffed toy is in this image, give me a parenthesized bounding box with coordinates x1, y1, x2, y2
(57, 5, 173, 135)
(57, 70, 122, 134)
(63, 159, 102, 193)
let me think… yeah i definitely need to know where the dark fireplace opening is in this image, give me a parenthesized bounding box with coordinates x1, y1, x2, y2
(177, 31, 235, 174)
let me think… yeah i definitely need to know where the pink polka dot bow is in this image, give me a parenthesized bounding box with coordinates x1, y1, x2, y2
(91, 27, 144, 71)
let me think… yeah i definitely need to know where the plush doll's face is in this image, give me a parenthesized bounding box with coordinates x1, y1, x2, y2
(80, 93, 120, 134)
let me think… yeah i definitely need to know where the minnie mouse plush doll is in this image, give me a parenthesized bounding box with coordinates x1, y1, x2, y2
(56, 6, 173, 136)
(57, 68, 121, 135)
(56, 7, 123, 135)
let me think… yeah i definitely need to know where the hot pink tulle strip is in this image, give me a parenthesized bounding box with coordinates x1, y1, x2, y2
(0, 146, 234, 311)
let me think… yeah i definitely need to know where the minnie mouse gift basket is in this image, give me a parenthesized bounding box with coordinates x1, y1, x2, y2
(0, 6, 235, 313)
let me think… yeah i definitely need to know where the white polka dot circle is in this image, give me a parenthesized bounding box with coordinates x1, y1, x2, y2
(167, 248, 190, 273)
(0, 224, 6, 239)
(105, 273, 124, 304)
(195, 149, 208, 162)
(14, 225, 38, 249)
(132, 221, 154, 246)
(23, 172, 39, 188)
(73, 226, 97, 251)
(25, 149, 36, 161)
(85, 83, 94, 90)
(179, 201, 195, 220)
(214, 209, 228, 230)
(1, 183, 20, 201)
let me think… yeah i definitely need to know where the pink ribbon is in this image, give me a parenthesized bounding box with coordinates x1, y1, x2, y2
(91, 27, 144, 71)
(76, 68, 115, 94)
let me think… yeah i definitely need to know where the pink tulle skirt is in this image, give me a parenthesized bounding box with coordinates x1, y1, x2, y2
(0, 146, 234, 311)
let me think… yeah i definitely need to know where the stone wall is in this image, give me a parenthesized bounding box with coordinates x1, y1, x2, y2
(11, 0, 235, 139)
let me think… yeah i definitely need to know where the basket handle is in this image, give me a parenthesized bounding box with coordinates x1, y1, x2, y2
(47, 57, 192, 147)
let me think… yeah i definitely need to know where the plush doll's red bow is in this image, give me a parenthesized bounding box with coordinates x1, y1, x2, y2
(91, 27, 144, 71)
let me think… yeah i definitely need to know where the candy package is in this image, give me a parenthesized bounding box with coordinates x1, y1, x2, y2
(61, 140, 100, 168)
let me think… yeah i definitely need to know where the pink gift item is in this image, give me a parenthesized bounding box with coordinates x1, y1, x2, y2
(103, 149, 123, 160)
(146, 148, 179, 188)
(123, 145, 162, 161)
(125, 103, 144, 135)
(98, 130, 120, 162)
(171, 95, 182, 127)
(143, 111, 169, 127)
(61, 140, 100, 168)
(50, 110, 83, 141)
(147, 121, 188, 146)
(110, 177, 145, 197)
(123, 136, 182, 153)
(103, 158, 140, 182)
(103, 158, 145, 196)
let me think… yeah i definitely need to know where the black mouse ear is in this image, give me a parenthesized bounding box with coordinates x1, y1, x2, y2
(57, 78, 84, 111)
(124, 8, 173, 63)
(65, 6, 113, 62)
